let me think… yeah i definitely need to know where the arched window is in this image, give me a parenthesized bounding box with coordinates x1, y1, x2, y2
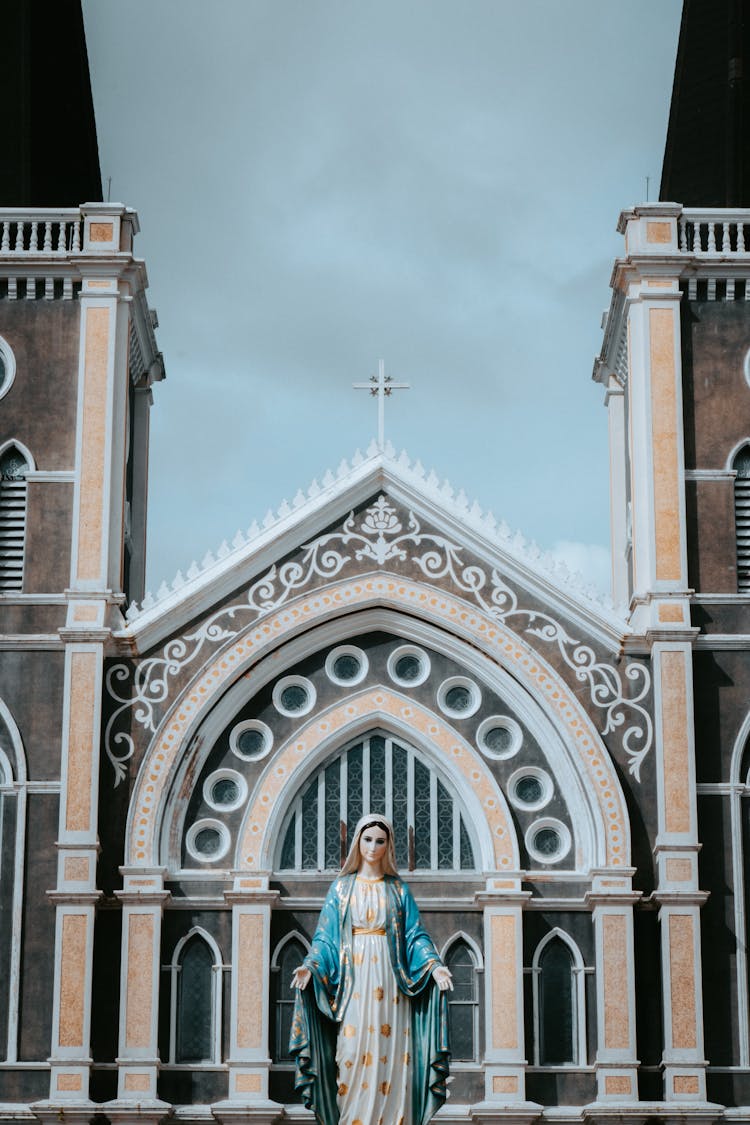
(444, 938, 480, 1061)
(272, 935, 309, 1062)
(532, 931, 586, 1066)
(734, 445, 750, 592)
(168, 930, 222, 1064)
(277, 730, 476, 872)
(0, 446, 30, 592)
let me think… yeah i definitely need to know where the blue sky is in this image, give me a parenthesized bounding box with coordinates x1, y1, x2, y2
(82, 1, 683, 596)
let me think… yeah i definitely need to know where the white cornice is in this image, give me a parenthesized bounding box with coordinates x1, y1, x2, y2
(119, 443, 625, 654)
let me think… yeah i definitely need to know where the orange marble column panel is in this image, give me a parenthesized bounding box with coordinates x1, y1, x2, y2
(649, 307, 682, 583)
(602, 914, 630, 1051)
(64, 650, 98, 834)
(58, 914, 88, 1048)
(236, 913, 264, 1051)
(668, 914, 698, 1051)
(490, 914, 518, 1052)
(76, 305, 110, 583)
(659, 649, 692, 836)
(125, 914, 155, 1050)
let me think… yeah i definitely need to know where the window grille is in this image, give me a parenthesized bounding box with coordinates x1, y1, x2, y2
(274, 938, 307, 1061)
(735, 447, 750, 592)
(0, 449, 29, 593)
(277, 731, 476, 872)
(445, 940, 479, 1061)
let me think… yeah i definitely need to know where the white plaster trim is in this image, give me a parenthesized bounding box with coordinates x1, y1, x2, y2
(120, 446, 623, 648)
(684, 469, 737, 481)
(440, 931, 485, 972)
(270, 930, 310, 971)
(726, 437, 750, 471)
(0, 438, 35, 472)
(0, 336, 16, 401)
(0, 698, 27, 1063)
(25, 470, 75, 482)
(729, 712, 750, 1067)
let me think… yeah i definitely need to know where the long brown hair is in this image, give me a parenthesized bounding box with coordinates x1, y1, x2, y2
(340, 813, 399, 877)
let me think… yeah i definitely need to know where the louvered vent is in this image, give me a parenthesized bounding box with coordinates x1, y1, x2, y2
(0, 448, 29, 592)
(734, 447, 750, 592)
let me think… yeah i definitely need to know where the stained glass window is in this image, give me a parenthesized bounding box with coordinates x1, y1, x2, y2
(277, 731, 476, 872)
(176, 936, 215, 1063)
(446, 941, 479, 1060)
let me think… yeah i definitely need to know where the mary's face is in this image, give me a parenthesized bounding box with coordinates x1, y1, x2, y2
(358, 826, 388, 870)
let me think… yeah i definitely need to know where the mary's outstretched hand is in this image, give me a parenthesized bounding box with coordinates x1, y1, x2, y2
(291, 966, 311, 990)
(432, 966, 453, 991)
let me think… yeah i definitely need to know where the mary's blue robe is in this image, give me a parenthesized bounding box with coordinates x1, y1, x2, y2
(290, 873, 450, 1125)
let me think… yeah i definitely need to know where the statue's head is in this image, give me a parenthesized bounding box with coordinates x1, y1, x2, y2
(340, 813, 399, 877)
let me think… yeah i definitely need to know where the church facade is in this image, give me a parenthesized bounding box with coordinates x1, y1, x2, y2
(3, 7, 750, 1125)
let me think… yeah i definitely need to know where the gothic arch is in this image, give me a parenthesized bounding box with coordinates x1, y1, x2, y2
(0, 439, 35, 475)
(235, 687, 515, 872)
(125, 574, 631, 871)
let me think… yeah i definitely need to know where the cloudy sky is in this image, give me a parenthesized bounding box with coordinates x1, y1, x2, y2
(82, 1, 683, 596)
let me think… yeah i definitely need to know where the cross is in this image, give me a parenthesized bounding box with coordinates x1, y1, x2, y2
(353, 360, 410, 450)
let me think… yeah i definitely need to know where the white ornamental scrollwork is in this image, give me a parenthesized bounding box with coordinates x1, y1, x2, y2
(105, 495, 652, 784)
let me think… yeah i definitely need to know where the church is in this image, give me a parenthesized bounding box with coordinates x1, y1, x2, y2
(2, 2, 750, 1123)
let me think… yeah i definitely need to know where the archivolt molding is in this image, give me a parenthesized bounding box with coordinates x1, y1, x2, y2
(236, 689, 516, 872)
(126, 577, 629, 870)
(108, 495, 652, 788)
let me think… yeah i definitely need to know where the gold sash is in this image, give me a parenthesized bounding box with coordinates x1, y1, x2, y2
(352, 926, 386, 936)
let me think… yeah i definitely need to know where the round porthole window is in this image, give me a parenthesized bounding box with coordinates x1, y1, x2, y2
(273, 676, 316, 718)
(230, 720, 273, 762)
(186, 818, 231, 863)
(525, 818, 571, 866)
(437, 676, 481, 719)
(325, 645, 369, 686)
(203, 769, 247, 812)
(507, 767, 552, 812)
(387, 645, 431, 688)
(476, 715, 523, 760)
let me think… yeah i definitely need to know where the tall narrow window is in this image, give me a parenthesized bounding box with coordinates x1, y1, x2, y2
(273, 937, 308, 1062)
(171, 932, 220, 1064)
(0, 447, 29, 592)
(445, 940, 479, 1061)
(277, 730, 476, 873)
(533, 932, 585, 1066)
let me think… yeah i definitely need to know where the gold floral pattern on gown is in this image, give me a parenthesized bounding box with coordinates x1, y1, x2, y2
(336, 876, 411, 1125)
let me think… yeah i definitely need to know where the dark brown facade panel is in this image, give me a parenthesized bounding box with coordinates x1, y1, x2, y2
(17, 793, 57, 1061)
(0, 652, 65, 778)
(692, 650, 750, 783)
(0, 301, 81, 470)
(686, 479, 737, 593)
(681, 301, 750, 471)
(0, 1069, 49, 1103)
(0, 604, 66, 636)
(24, 480, 73, 594)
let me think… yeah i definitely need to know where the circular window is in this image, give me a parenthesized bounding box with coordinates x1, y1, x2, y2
(230, 720, 273, 762)
(507, 767, 552, 812)
(387, 645, 431, 688)
(476, 715, 523, 760)
(273, 676, 316, 718)
(325, 645, 369, 686)
(437, 676, 481, 719)
(203, 768, 247, 812)
(186, 818, 231, 863)
(525, 818, 571, 866)
(0, 336, 16, 401)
